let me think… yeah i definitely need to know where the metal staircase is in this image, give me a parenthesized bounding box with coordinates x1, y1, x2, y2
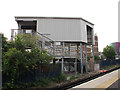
(11, 29, 83, 59)
(11, 29, 89, 73)
(11, 29, 55, 56)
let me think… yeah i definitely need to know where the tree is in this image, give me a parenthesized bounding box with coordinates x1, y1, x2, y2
(87, 55, 100, 63)
(102, 45, 116, 60)
(3, 34, 53, 73)
(1, 33, 9, 54)
(2, 34, 53, 88)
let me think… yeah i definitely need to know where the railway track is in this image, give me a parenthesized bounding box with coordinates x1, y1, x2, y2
(53, 66, 120, 90)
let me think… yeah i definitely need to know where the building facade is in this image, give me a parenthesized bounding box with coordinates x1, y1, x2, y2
(11, 16, 95, 73)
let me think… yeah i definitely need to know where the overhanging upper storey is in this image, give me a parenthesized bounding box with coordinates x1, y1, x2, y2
(15, 16, 94, 45)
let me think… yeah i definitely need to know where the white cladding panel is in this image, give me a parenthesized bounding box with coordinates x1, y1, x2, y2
(37, 19, 87, 42)
(80, 20, 94, 45)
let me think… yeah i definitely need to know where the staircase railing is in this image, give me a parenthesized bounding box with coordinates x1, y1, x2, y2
(11, 29, 79, 58)
(35, 31, 54, 55)
(11, 29, 55, 55)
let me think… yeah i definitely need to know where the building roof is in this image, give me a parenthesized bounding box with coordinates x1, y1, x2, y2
(15, 16, 94, 25)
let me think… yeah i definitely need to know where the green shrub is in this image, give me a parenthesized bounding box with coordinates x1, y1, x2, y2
(2, 34, 53, 89)
(21, 78, 50, 88)
(70, 76, 76, 80)
(36, 78, 50, 87)
(53, 73, 66, 83)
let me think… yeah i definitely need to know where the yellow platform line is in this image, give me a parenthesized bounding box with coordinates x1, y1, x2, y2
(92, 74, 118, 89)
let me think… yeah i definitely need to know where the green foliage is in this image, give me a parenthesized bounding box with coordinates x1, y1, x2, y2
(94, 55, 100, 60)
(87, 56, 93, 61)
(100, 55, 104, 60)
(87, 55, 100, 61)
(34, 78, 50, 87)
(2, 34, 53, 89)
(102, 45, 117, 60)
(1, 33, 9, 54)
(2, 78, 51, 89)
(18, 78, 50, 88)
(13, 34, 37, 51)
(102, 64, 119, 70)
(70, 75, 76, 80)
(52, 73, 66, 83)
(87, 55, 101, 63)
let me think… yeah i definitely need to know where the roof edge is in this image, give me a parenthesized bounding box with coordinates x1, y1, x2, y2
(15, 16, 94, 25)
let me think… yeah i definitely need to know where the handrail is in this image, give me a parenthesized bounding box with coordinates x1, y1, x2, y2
(11, 29, 78, 58)
(11, 29, 54, 42)
(36, 32, 54, 42)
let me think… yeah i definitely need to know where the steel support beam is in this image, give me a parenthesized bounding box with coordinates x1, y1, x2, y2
(92, 45, 95, 71)
(75, 44, 78, 77)
(75, 58, 77, 77)
(53, 41, 56, 56)
(62, 42, 65, 73)
(80, 43, 83, 74)
(68, 43, 71, 56)
(42, 40, 45, 49)
(85, 44, 88, 72)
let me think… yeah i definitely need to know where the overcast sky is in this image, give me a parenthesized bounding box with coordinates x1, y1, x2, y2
(0, 0, 119, 52)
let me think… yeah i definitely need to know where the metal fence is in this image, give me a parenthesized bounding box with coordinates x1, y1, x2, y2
(2, 63, 61, 85)
(99, 59, 120, 69)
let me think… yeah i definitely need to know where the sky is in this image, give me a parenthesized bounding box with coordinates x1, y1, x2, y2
(0, 0, 119, 52)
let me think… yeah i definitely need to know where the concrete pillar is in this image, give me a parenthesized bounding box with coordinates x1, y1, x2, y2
(62, 42, 65, 73)
(85, 44, 88, 72)
(80, 43, 83, 74)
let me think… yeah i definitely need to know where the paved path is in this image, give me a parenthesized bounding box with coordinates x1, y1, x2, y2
(69, 69, 120, 90)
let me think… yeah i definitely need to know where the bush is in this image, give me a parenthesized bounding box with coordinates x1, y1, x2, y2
(88, 55, 100, 63)
(20, 78, 50, 88)
(52, 73, 66, 83)
(2, 34, 53, 89)
(35, 78, 50, 87)
(70, 76, 76, 80)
